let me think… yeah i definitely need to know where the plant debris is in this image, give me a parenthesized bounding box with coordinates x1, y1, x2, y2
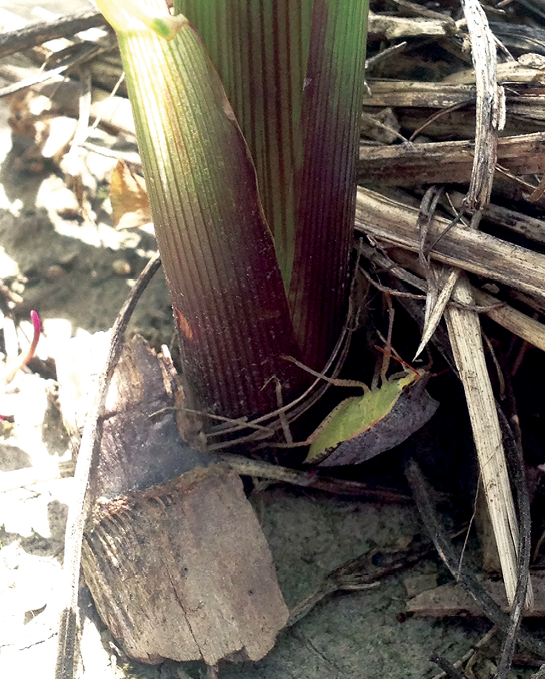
(4, 0, 545, 677)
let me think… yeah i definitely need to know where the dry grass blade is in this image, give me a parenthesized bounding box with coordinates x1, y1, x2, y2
(444, 274, 529, 607)
(364, 243, 545, 353)
(414, 187, 460, 358)
(441, 0, 522, 609)
(415, 264, 459, 359)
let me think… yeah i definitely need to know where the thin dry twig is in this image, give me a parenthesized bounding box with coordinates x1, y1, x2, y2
(0, 43, 106, 99)
(405, 459, 545, 658)
(361, 266, 504, 314)
(286, 531, 458, 628)
(430, 655, 468, 679)
(0, 8, 106, 59)
(430, 628, 498, 679)
(217, 454, 410, 502)
(460, 0, 504, 209)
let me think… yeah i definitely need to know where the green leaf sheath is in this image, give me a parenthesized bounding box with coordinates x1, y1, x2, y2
(176, 0, 369, 370)
(290, 0, 368, 369)
(175, 0, 311, 284)
(109, 1, 303, 419)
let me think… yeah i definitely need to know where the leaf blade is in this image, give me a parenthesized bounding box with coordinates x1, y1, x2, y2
(290, 0, 369, 368)
(176, 1, 369, 369)
(175, 0, 311, 284)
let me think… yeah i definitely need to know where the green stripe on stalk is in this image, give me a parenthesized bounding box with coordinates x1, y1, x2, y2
(175, 0, 312, 285)
(97, 0, 304, 420)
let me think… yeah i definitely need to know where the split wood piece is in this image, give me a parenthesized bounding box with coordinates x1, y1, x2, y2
(94, 334, 211, 498)
(355, 188, 545, 304)
(407, 574, 545, 618)
(81, 464, 288, 666)
(444, 274, 527, 607)
(358, 133, 545, 186)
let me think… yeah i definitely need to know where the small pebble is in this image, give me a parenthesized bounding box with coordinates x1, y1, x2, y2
(46, 265, 65, 281)
(112, 259, 131, 276)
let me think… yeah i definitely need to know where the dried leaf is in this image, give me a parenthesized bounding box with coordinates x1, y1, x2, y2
(110, 159, 152, 230)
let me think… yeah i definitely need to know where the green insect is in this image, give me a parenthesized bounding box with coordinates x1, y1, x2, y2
(281, 350, 439, 467)
(305, 367, 438, 466)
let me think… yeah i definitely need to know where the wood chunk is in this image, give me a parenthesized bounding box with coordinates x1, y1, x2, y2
(82, 465, 289, 665)
(60, 334, 288, 666)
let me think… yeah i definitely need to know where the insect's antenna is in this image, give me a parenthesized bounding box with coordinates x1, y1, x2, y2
(373, 345, 420, 379)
